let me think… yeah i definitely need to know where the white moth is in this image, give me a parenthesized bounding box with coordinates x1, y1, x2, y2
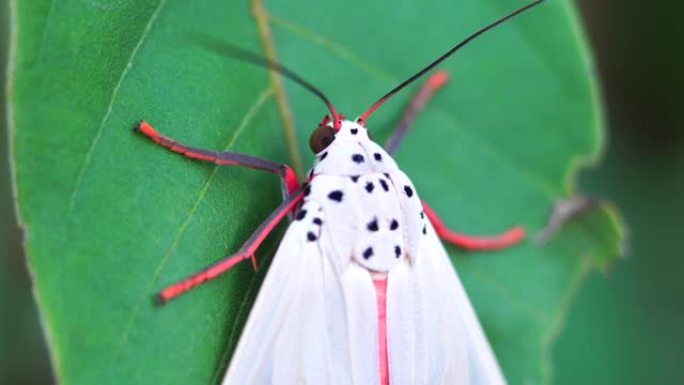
(221, 119, 507, 385)
(139, 1, 546, 384)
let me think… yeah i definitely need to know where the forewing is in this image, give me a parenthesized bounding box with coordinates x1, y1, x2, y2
(386, 221, 506, 385)
(222, 200, 379, 385)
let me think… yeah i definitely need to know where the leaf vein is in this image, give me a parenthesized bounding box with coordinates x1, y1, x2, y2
(33, 0, 55, 66)
(64, 0, 168, 223)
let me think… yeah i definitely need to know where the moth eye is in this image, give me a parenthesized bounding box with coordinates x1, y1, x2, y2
(309, 125, 336, 154)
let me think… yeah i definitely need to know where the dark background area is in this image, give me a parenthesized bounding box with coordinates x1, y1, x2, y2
(554, 1, 684, 383)
(1, 0, 682, 384)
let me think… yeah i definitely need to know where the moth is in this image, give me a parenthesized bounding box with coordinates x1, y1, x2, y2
(137, 1, 545, 384)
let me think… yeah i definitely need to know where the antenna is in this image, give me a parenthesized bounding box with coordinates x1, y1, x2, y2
(357, 0, 547, 125)
(194, 34, 342, 129)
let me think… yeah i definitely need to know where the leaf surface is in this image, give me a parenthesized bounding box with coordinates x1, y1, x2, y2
(9, 0, 622, 384)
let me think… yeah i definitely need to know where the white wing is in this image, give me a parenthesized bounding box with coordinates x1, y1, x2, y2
(222, 200, 380, 385)
(386, 220, 507, 385)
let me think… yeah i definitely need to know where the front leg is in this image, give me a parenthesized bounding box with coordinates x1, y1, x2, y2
(136, 120, 300, 197)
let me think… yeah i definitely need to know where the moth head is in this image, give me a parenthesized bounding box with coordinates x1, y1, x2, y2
(309, 119, 371, 154)
(309, 124, 336, 154)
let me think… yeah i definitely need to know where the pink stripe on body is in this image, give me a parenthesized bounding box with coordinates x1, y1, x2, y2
(373, 278, 389, 385)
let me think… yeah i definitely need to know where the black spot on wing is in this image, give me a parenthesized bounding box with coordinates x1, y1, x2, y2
(328, 190, 344, 202)
(404, 185, 414, 198)
(350, 175, 360, 183)
(379, 179, 389, 192)
(313, 218, 323, 225)
(390, 219, 399, 230)
(350, 128, 358, 135)
(295, 209, 307, 221)
(307, 232, 317, 241)
(363, 247, 374, 259)
(422, 225, 427, 235)
(304, 184, 311, 197)
(319, 151, 328, 160)
(367, 218, 379, 232)
(352, 154, 365, 163)
(365, 182, 374, 193)
(394, 245, 402, 258)
(374, 153, 382, 161)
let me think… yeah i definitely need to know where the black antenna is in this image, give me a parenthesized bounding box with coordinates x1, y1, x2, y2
(358, 0, 547, 124)
(192, 34, 341, 127)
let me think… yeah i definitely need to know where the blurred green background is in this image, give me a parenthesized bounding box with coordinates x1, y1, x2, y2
(1, 1, 681, 384)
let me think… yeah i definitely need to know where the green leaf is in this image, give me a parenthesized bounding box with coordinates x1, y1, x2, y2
(8, 0, 623, 384)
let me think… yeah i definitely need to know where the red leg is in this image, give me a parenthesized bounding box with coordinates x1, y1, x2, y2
(158, 187, 305, 302)
(384, 71, 449, 155)
(422, 200, 525, 251)
(136, 121, 300, 196)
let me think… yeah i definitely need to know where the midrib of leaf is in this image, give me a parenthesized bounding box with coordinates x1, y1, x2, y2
(117, 87, 274, 347)
(250, 0, 304, 177)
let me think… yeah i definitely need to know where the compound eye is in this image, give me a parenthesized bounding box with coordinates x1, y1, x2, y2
(309, 125, 336, 154)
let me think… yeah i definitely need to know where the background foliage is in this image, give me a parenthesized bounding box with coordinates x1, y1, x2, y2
(1, 0, 681, 384)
